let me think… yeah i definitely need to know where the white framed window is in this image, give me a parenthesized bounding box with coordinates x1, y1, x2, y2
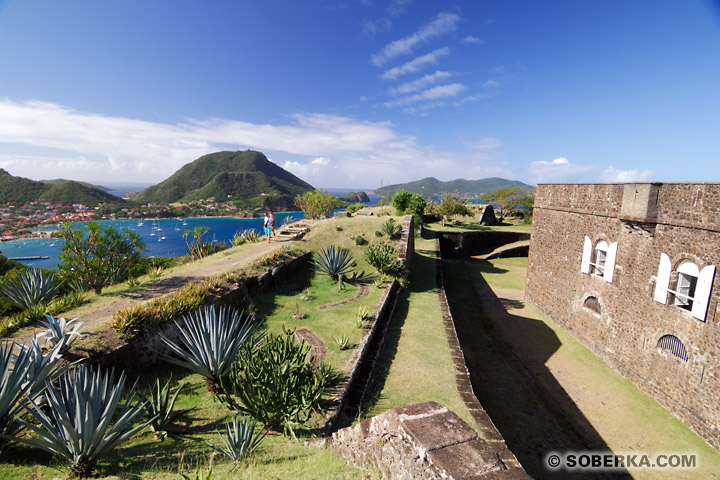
(581, 236, 618, 283)
(654, 253, 716, 321)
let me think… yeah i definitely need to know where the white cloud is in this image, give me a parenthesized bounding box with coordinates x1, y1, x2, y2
(0, 98, 512, 189)
(528, 157, 654, 184)
(462, 35, 483, 44)
(384, 83, 466, 107)
(601, 166, 653, 182)
(389, 70, 453, 95)
(380, 47, 450, 80)
(371, 12, 459, 66)
(361, 18, 392, 35)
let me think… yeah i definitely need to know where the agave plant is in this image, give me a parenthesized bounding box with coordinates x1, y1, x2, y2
(160, 306, 263, 393)
(13, 337, 67, 398)
(334, 335, 351, 350)
(1, 267, 62, 309)
(313, 245, 356, 280)
(0, 341, 41, 448)
(8, 365, 153, 478)
(380, 219, 402, 239)
(207, 415, 266, 470)
(36, 314, 90, 354)
(144, 376, 193, 440)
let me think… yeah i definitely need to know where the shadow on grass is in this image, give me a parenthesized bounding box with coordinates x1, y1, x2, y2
(443, 259, 631, 479)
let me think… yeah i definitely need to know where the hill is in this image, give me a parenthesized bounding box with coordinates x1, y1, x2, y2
(41, 179, 111, 192)
(134, 150, 315, 211)
(375, 177, 532, 198)
(0, 169, 119, 205)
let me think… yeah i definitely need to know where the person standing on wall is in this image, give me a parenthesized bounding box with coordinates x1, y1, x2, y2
(269, 209, 276, 237)
(264, 212, 272, 243)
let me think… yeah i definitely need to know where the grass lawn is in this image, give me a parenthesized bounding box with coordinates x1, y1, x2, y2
(362, 233, 479, 432)
(463, 256, 720, 479)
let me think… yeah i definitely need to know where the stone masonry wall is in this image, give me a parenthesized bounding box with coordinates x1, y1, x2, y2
(526, 182, 720, 449)
(332, 402, 531, 480)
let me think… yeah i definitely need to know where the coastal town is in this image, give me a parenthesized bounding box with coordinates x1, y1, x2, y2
(0, 198, 247, 241)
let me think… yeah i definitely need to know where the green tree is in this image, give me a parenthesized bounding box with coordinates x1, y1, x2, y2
(294, 190, 339, 220)
(438, 190, 471, 225)
(391, 190, 427, 221)
(480, 187, 534, 221)
(59, 222, 145, 294)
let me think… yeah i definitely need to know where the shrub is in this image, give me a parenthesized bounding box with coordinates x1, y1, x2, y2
(112, 281, 212, 339)
(346, 203, 365, 215)
(160, 306, 262, 393)
(366, 242, 402, 276)
(1, 267, 61, 310)
(313, 245, 356, 280)
(221, 329, 329, 435)
(355, 235, 368, 246)
(8, 365, 152, 479)
(58, 221, 145, 294)
(295, 190, 339, 220)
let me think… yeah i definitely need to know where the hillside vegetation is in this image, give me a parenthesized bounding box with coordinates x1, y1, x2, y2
(376, 176, 531, 198)
(134, 150, 314, 211)
(0, 169, 120, 205)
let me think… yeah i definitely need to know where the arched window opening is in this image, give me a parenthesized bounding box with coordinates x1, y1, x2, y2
(657, 335, 688, 362)
(674, 260, 699, 310)
(584, 296, 601, 314)
(580, 236, 618, 283)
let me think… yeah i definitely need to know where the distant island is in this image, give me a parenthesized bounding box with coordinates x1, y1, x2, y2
(135, 150, 314, 212)
(375, 176, 532, 198)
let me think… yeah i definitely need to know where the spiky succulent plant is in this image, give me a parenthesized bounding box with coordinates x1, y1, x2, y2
(36, 314, 90, 354)
(313, 245, 356, 280)
(8, 365, 153, 478)
(1, 267, 61, 309)
(160, 306, 263, 393)
(207, 415, 266, 469)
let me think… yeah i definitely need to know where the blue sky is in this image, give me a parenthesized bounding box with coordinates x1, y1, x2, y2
(0, 0, 719, 189)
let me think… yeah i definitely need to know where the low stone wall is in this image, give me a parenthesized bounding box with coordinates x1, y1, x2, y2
(89, 252, 312, 372)
(398, 214, 415, 270)
(332, 401, 531, 480)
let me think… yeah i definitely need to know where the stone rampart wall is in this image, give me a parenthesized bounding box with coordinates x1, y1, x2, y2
(332, 402, 530, 479)
(526, 182, 720, 449)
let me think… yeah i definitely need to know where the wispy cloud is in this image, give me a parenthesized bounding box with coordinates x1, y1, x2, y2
(462, 35, 483, 44)
(380, 47, 450, 80)
(388, 70, 453, 95)
(385, 83, 466, 107)
(529, 157, 654, 184)
(0, 98, 512, 188)
(361, 18, 392, 35)
(371, 12, 460, 66)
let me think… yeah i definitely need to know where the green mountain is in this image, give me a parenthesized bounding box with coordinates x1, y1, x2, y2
(375, 176, 532, 198)
(0, 169, 119, 205)
(41, 179, 111, 192)
(134, 150, 315, 211)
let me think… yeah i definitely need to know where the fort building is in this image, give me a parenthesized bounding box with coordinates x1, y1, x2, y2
(525, 182, 720, 449)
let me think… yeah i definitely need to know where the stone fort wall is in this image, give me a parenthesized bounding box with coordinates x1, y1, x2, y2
(525, 182, 720, 449)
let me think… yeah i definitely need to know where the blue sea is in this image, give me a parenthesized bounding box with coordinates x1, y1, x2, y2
(0, 213, 303, 270)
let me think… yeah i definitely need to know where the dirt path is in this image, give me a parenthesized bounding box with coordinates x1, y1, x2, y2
(6, 238, 289, 347)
